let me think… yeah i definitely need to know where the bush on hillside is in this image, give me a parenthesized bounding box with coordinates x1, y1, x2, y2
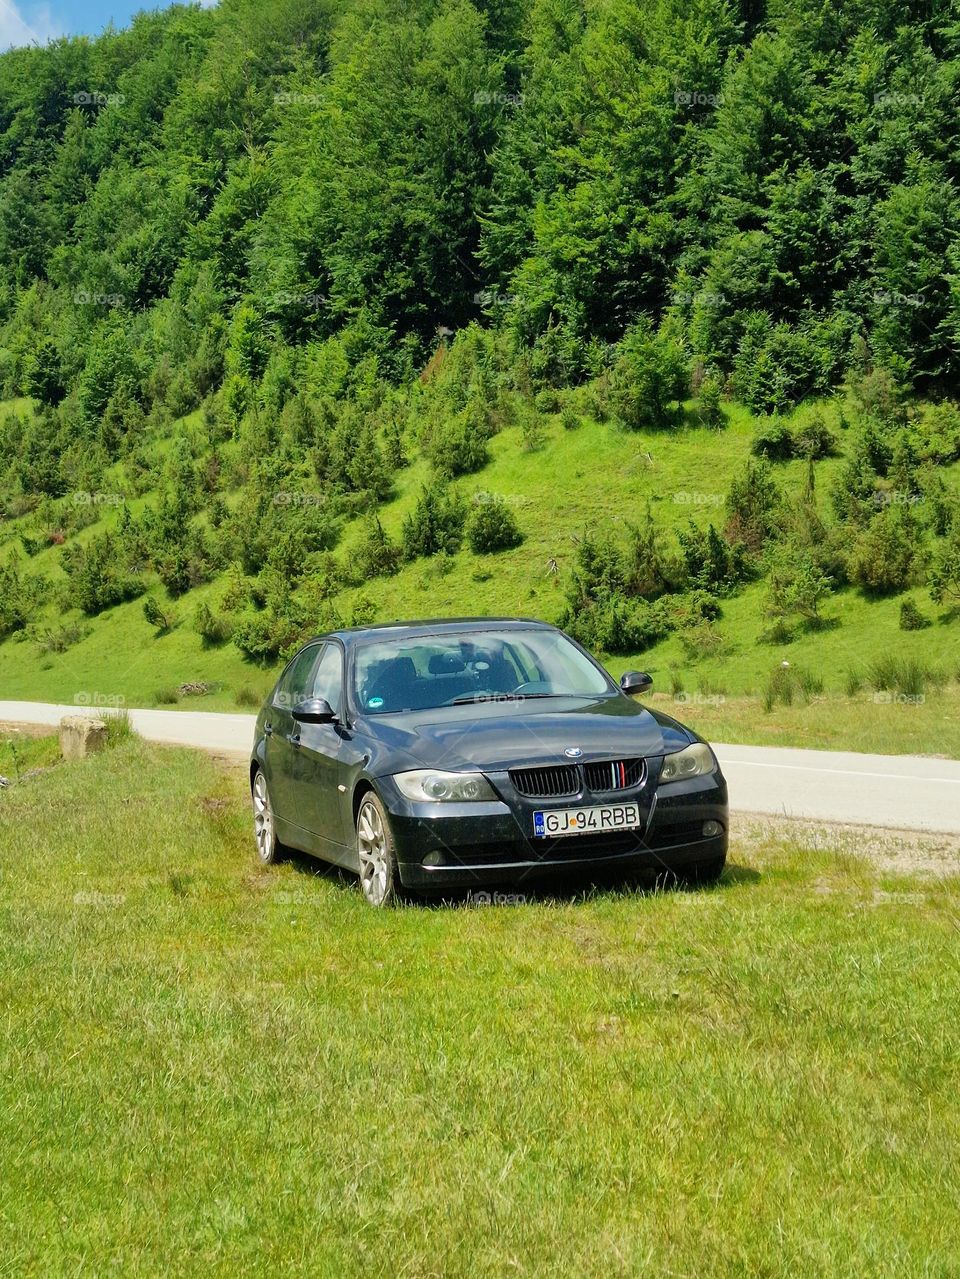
(848, 508, 922, 595)
(401, 483, 467, 559)
(607, 319, 688, 429)
(62, 533, 145, 616)
(466, 495, 523, 554)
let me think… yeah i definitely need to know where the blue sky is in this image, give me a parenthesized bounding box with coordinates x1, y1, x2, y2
(0, 0, 217, 48)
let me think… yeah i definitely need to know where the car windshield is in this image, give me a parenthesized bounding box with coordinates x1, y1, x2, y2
(353, 629, 612, 714)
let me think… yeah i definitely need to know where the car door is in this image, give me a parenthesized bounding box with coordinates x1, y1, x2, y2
(284, 642, 349, 856)
(265, 641, 324, 833)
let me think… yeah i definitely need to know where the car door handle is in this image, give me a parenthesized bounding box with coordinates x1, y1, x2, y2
(264, 722, 273, 737)
(286, 732, 301, 749)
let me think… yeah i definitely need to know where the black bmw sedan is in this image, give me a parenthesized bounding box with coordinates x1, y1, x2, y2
(250, 618, 728, 905)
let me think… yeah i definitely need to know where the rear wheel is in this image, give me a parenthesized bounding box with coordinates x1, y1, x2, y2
(356, 792, 403, 907)
(252, 768, 284, 865)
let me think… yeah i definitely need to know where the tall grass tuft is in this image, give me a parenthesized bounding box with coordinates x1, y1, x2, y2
(866, 656, 945, 697)
(102, 710, 133, 747)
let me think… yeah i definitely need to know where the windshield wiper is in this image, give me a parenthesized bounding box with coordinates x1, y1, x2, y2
(447, 692, 567, 706)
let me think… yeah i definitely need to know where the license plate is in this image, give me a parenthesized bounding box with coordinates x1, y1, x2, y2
(533, 803, 641, 838)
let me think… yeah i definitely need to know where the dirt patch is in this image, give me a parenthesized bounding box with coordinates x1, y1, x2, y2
(733, 810, 960, 876)
(0, 721, 53, 739)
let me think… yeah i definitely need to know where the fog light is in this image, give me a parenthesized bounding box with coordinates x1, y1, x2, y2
(702, 820, 723, 838)
(422, 850, 444, 867)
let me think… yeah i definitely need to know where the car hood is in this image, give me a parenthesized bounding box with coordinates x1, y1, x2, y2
(357, 695, 695, 774)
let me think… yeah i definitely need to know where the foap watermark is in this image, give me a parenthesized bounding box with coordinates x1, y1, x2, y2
(73, 692, 126, 708)
(72, 90, 125, 107)
(873, 91, 924, 108)
(73, 891, 126, 907)
(671, 289, 725, 308)
(273, 91, 323, 107)
(272, 492, 324, 507)
(873, 691, 925, 706)
(674, 89, 723, 108)
(674, 692, 726, 707)
(474, 89, 524, 108)
(873, 289, 923, 309)
(73, 290, 125, 307)
(673, 491, 723, 507)
(473, 489, 525, 507)
(270, 290, 326, 310)
(473, 288, 518, 308)
(873, 490, 923, 508)
(465, 889, 527, 907)
(71, 490, 125, 507)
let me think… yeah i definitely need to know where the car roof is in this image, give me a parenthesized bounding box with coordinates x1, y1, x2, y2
(320, 617, 559, 645)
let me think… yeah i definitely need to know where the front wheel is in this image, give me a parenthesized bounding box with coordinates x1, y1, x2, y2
(356, 792, 403, 907)
(252, 768, 284, 865)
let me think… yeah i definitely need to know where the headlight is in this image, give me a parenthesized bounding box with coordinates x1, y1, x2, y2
(392, 769, 497, 802)
(659, 742, 715, 783)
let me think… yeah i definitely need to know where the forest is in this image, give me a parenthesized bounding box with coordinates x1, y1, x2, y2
(0, 0, 959, 685)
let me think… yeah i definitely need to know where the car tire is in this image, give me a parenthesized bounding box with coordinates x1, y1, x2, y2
(676, 853, 726, 886)
(252, 767, 285, 866)
(356, 792, 404, 907)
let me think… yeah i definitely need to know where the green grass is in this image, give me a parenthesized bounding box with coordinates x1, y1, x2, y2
(2, 395, 959, 753)
(1, 737, 959, 1274)
(0, 725, 61, 778)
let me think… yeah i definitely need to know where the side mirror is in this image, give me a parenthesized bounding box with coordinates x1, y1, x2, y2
(620, 671, 653, 696)
(292, 696, 337, 724)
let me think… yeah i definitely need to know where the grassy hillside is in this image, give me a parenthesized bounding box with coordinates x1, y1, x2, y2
(1, 735, 958, 1274)
(2, 390, 959, 760)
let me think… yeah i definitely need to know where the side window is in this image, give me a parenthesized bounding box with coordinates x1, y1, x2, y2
(273, 643, 322, 710)
(310, 643, 343, 713)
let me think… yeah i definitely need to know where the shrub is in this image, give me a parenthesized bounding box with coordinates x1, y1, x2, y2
(899, 599, 931, 630)
(564, 593, 674, 655)
(29, 621, 90, 654)
(466, 496, 523, 554)
(676, 522, 749, 593)
(793, 411, 836, 460)
(560, 405, 582, 431)
(697, 375, 725, 429)
(0, 556, 46, 638)
(520, 408, 546, 452)
(401, 483, 467, 559)
(426, 409, 490, 478)
(61, 533, 145, 615)
(848, 508, 921, 595)
(751, 419, 794, 461)
(928, 518, 960, 608)
(194, 601, 234, 646)
(534, 389, 561, 414)
(763, 543, 832, 629)
(725, 459, 781, 552)
(143, 596, 174, 633)
(353, 517, 403, 581)
(607, 318, 688, 429)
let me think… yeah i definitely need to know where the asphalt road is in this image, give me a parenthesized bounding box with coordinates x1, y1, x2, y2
(2, 700, 959, 835)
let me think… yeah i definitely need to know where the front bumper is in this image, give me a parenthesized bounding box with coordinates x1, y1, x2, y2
(376, 767, 728, 891)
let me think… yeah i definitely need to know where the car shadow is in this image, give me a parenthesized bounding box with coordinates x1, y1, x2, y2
(278, 848, 760, 907)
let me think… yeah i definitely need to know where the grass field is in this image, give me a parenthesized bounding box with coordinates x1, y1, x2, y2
(1, 736, 958, 1275)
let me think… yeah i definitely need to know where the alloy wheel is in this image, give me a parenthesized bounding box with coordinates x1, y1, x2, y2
(357, 798, 390, 906)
